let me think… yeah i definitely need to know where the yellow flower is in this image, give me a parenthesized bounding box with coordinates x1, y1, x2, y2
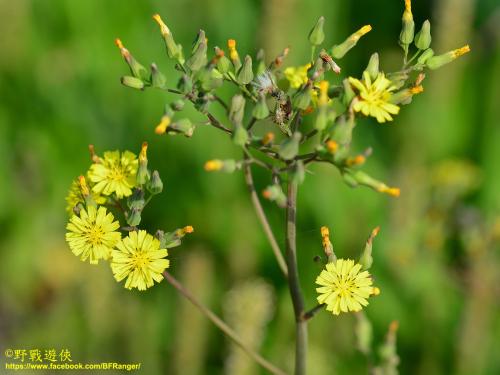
(88, 151, 138, 198)
(65, 179, 106, 215)
(316, 259, 376, 315)
(349, 72, 400, 123)
(111, 230, 170, 291)
(284, 64, 311, 89)
(65, 206, 121, 264)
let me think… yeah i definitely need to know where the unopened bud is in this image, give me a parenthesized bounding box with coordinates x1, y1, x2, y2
(278, 132, 301, 160)
(121, 76, 145, 90)
(253, 94, 270, 120)
(127, 208, 142, 227)
(153, 14, 184, 63)
(186, 30, 208, 71)
(148, 170, 163, 194)
(151, 63, 167, 89)
(229, 94, 246, 125)
(364, 53, 379, 80)
(155, 115, 171, 135)
(170, 118, 195, 137)
(331, 25, 372, 59)
(399, 0, 415, 47)
(390, 85, 423, 105)
(204, 159, 224, 171)
(237, 55, 254, 85)
(426, 45, 470, 70)
(415, 20, 432, 50)
(232, 124, 249, 147)
(262, 185, 287, 208)
(417, 48, 434, 65)
(227, 39, 241, 70)
(308, 16, 325, 46)
(78, 175, 90, 197)
(127, 188, 145, 210)
(293, 82, 312, 110)
(359, 226, 380, 269)
(215, 47, 231, 74)
(115, 39, 149, 80)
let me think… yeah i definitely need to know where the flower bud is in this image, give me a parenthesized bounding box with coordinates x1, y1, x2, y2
(151, 63, 167, 89)
(204, 159, 223, 172)
(414, 20, 432, 50)
(170, 99, 185, 112)
(115, 39, 149, 81)
(331, 114, 355, 146)
(147, 170, 163, 195)
(364, 53, 379, 81)
(126, 208, 142, 227)
(155, 115, 171, 135)
(399, 0, 415, 47)
(214, 47, 231, 74)
(320, 226, 336, 262)
(232, 124, 249, 147)
(390, 85, 423, 105)
(227, 39, 241, 70)
(152, 14, 184, 63)
(121, 76, 145, 90)
(204, 159, 238, 173)
(331, 25, 372, 59)
(186, 30, 208, 72)
(229, 94, 246, 125)
(342, 78, 356, 106)
(177, 74, 193, 93)
(255, 48, 266, 75)
(262, 132, 275, 146)
(170, 118, 195, 137)
(308, 16, 325, 46)
(326, 140, 338, 154)
(253, 94, 270, 120)
(237, 55, 254, 85)
(344, 170, 400, 197)
(127, 188, 145, 210)
(359, 226, 380, 270)
(136, 142, 150, 185)
(355, 313, 373, 355)
(426, 45, 470, 70)
(278, 132, 301, 160)
(262, 185, 287, 208)
(417, 48, 434, 65)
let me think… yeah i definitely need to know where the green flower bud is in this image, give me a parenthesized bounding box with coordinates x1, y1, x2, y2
(127, 188, 145, 210)
(364, 53, 379, 81)
(426, 45, 470, 70)
(359, 227, 379, 270)
(148, 170, 163, 195)
(399, 0, 415, 47)
(214, 47, 231, 74)
(331, 25, 372, 59)
(355, 313, 373, 355)
(414, 20, 432, 50)
(170, 118, 195, 137)
(293, 82, 312, 110)
(255, 49, 266, 75)
(345, 170, 400, 197)
(331, 114, 355, 146)
(177, 74, 193, 93)
(115, 39, 149, 81)
(308, 16, 325, 46)
(153, 14, 184, 63)
(386, 72, 409, 90)
(121, 76, 145, 90)
(262, 184, 287, 208)
(232, 124, 249, 147)
(151, 63, 167, 89)
(278, 132, 301, 160)
(136, 142, 150, 186)
(170, 99, 185, 112)
(229, 94, 246, 125)
(186, 30, 207, 72)
(252, 94, 270, 120)
(417, 48, 434, 65)
(315, 107, 328, 131)
(127, 208, 142, 227)
(237, 55, 254, 85)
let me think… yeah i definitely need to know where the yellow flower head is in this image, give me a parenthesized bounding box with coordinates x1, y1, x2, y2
(316, 258, 377, 315)
(111, 230, 170, 291)
(65, 178, 106, 215)
(89, 151, 138, 199)
(349, 72, 400, 123)
(65, 206, 121, 264)
(284, 63, 311, 89)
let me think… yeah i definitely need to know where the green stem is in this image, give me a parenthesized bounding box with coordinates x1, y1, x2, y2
(285, 176, 307, 375)
(162, 271, 288, 375)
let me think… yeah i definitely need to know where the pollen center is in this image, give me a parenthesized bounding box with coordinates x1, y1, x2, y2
(87, 224, 104, 245)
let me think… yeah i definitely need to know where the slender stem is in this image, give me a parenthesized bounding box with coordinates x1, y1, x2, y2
(163, 271, 288, 375)
(206, 113, 232, 134)
(285, 177, 307, 375)
(213, 94, 229, 113)
(242, 157, 288, 277)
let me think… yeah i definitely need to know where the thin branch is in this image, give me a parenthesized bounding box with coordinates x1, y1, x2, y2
(206, 113, 232, 134)
(242, 156, 288, 277)
(285, 177, 307, 375)
(163, 271, 288, 375)
(247, 117, 257, 130)
(214, 94, 229, 113)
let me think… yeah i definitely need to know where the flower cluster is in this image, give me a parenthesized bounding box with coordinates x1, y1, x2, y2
(64, 143, 193, 290)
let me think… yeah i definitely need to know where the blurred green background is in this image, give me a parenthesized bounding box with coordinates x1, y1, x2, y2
(1, 0, 499, 374)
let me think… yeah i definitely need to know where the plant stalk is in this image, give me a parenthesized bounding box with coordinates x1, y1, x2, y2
(285, 177, 307, 375)
(162, 271, 287, 375)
